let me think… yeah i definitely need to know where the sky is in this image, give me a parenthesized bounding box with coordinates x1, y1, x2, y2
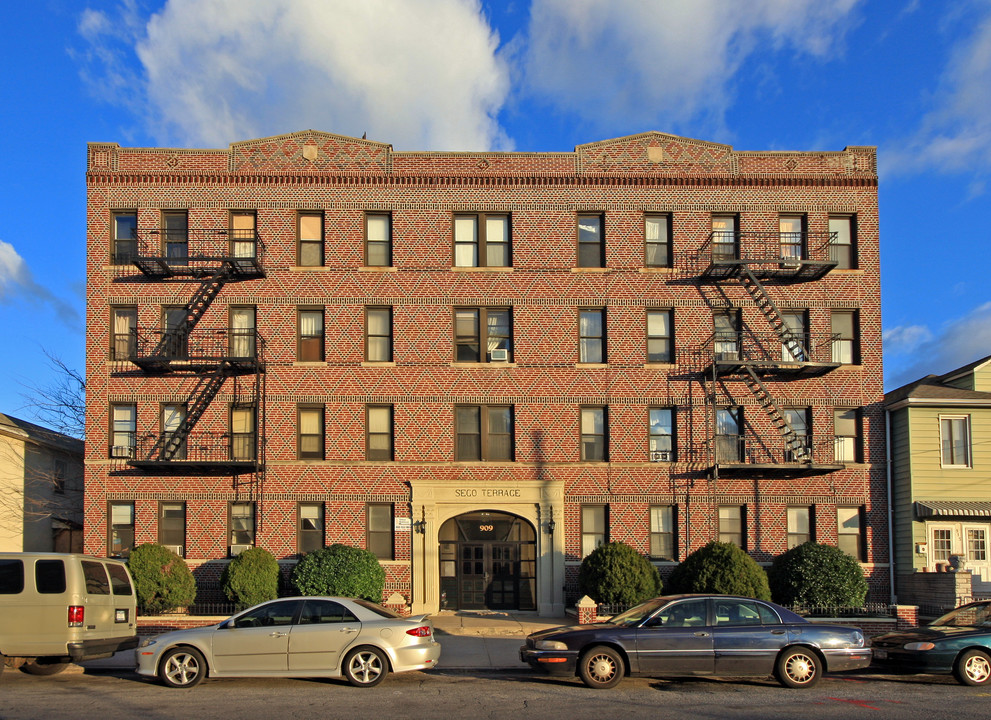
(2, 0, 991, 430)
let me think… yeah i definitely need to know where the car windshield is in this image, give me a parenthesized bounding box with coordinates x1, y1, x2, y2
(931, 602, 991, 628)
(607, 598, 668, 627)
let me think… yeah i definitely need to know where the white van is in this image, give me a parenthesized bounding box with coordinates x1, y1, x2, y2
(0, 552, 138, 676)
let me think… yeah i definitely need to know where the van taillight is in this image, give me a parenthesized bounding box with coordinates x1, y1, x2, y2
(68, 606, 84, 627)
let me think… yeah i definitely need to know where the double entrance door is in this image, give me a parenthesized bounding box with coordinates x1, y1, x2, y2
(438, 511, 536, 611)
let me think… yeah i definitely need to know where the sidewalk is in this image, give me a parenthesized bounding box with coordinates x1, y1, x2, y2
(77, 611, 572, 673)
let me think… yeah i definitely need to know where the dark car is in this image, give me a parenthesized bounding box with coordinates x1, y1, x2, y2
(520, 594, 871, 689)
(870, 600, 991, 686)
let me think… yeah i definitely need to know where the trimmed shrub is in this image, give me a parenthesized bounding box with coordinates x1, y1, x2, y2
(221, 547, 280, 608)
(290, 544, 385, 601)
(768, 542, 868, 607)
(666, 541, 771, 601)
(126, 543, 196, 614)
(578, 542, 662, 605)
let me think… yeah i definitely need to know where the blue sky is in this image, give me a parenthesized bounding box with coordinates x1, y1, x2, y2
(2, 0, 990, 429)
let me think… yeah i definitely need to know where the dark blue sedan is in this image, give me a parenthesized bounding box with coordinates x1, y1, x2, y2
(520, 594, 871, 689)
(871, 600, 991, 686)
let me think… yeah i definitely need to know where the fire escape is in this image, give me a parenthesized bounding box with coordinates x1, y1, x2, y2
(116, 226, 266, 495)
(693, 229, 844, 479)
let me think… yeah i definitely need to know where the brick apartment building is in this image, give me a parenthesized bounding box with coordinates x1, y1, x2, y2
(84, 130, 885, 614)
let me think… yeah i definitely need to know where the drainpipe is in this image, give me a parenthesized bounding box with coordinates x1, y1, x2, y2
(885, 409, 896, 604)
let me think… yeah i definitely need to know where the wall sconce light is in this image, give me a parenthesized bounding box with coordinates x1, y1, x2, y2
(413, 520, 426, 534)
(546, 508, 555, 535)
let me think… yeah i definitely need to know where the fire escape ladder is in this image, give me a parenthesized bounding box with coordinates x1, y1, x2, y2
(740, 365, 807, 460)
(160, 364, 228, 460)
(150, 272, 228, 358)
(737, 266, 807, 361)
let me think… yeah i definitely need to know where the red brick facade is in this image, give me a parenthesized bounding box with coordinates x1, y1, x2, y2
(85, 130, 885, 614)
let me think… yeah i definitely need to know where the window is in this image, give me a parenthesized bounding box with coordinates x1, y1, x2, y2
(646, 309, 673, 363)
(968, 528, 987, 562)
(162, 211, 188, 262)
(582, 505, 607, 557)
(298, 212, 323, 267)
(111, 306, 137, 360)
(298, 308, 324, 362)
(781, 311, 807, 362)
(940, 416, 971, 467)
(298, 503, 324, 554)
(112, 212, 137, 264)
(779, 215, 804, 263)
(579, 308, 605, 363)
(455, 405, 513, 461)
(0, 560, 24, 594)
(229, 306, 256, 358)
(365, 213, 392, 267)
(719, 505, 744, 548)
(644, 215, 671, 267)
(298, 405, 325, 460)
(932, 527, 952, 562)
(231, 406, 256, 461)
(581, 406, 608, 461)
(109, 502, 134, 557)
(110, 404, 136, 458)
(713, 311, 740, 360)
(162, 404, 186, 460)
(366, 405, 394, 461)
(650, 506, 676, 560)
(367, 504, 394, 560)
(159, 502, 185, 555)
(365, 307, 393, 362)
(831, 310, 858, 364)
(162, 306, 188, 359)
(230, 211, 257, 259)
(649, 408, 674, 461)
(454, 308, 512, 362)
(711, 215, 738, 259)
(829, 215, 856, 269)
(837, 506, 865, 561)
(229, 501, 255, 553)
(783, 408, 811, 461)
(716, 407, 743, 462)
(454, 213, 510, 267)
(577, 214, 604, 267)
(787, 506, 813, 549)
(834, 408, 860, 463)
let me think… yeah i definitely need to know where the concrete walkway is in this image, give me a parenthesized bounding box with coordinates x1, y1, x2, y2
(76, 611, 572, 673)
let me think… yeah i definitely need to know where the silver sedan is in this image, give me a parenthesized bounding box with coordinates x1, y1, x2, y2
(135, 596, 441, 688)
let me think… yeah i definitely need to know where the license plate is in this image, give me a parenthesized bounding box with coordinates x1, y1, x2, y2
(873, 649, 887, 660)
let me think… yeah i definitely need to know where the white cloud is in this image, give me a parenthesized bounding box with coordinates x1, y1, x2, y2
(885, 301, 991, 388)
(522, 0, 861, 134)
(883, 1, 991, 176)
(80, 0, 511, 150)
(0, 240, 81, 328)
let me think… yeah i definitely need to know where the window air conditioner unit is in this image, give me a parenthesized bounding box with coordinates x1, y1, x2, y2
(229, 544, 252, 556)
(650, 451, 673, 462)
(490, 348, 509, 361)
(162, 545, 184, 557)
(111, 445, 135, 459)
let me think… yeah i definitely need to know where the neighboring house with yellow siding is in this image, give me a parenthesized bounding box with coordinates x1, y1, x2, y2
(886, 355, 991, 601)
(0, 412, 84, 552)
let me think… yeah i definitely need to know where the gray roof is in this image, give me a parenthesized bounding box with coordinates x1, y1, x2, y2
(885, 353, 991, 406)
(0, 412, 84, 455)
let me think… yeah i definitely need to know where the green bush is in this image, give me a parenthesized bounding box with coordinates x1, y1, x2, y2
(768, 542, 868, 607)
(290, 544, 385, 602)
(221, 547, 281, 608)
(126, 543, 196, 614)
(666, 541, 771, 600)
(577, 542, 662, 605)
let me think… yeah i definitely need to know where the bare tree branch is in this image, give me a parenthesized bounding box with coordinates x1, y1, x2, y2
(18, 349, 85, 440)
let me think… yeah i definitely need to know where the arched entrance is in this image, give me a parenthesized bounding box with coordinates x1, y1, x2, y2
(438, 511, 536, 611)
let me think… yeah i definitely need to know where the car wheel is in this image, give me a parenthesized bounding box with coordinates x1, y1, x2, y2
(342, 647, 388, 688)
(21, 660, 69, 676)
(955, 649, 991, 686)
(578, 645, 625, 689)
(158, 647, 207, 688)
(776, 646, 821, 688)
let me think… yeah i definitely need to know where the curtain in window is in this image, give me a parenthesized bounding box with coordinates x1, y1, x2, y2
(454, 216, 478, 267)
(485, 216, 509, 266)
(230, 308, 255, 358)
(486, 310, 510, 354)
(232, 213, 256, 258)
